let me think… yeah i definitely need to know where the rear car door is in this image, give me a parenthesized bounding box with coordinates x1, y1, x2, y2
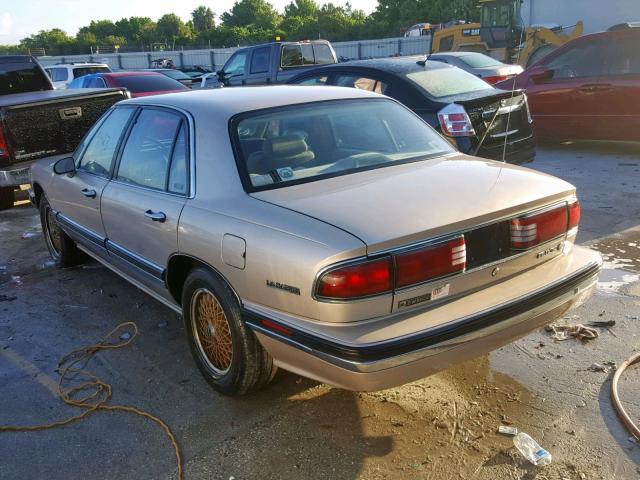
(525, 36, 608, 140)
(100, 107, 190, 297)
(596, 31, 640, 141)
(52, 107, 135, 256)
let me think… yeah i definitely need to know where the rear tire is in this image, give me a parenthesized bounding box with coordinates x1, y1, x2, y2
(0, 187, 14, 210)
(182, 268, 276, 396)
(39, 196, 82, 267)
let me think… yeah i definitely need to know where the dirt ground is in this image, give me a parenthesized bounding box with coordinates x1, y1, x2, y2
(1, 143, 639, 480)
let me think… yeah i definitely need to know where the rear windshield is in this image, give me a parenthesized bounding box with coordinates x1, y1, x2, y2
(115, 75, 188, 93)
(457, 53, 504, 68)
(159, 70, 192, 80)
(73, 66, 110, 78)
(233, 99, 453, 191)
(0, 61, 52, 94)
(406, 67, 492, 98)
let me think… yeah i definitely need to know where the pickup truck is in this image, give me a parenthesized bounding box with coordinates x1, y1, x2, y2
(216, 40, 337, 87)
(0, 55, 128, 210)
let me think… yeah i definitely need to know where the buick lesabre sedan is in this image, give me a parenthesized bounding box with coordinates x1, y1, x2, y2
(30, 87, 601, 395)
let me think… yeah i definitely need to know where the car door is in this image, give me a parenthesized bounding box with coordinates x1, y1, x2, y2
(52, 107, 135, 257)
(596, 31, 640, 141)
(221, 50, 249, 86)
(100, 107, 190, 298)
(524, 36, 608, 140)
(245, 46, 272, 85)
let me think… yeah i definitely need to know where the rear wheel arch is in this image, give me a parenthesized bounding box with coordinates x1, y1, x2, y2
(32, 182, 44, 207)
(165, 254, 240, 308)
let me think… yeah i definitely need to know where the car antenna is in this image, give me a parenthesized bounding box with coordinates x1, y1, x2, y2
(416, 54, 430, 67)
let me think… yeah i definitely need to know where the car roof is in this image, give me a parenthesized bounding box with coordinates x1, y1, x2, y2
(48, 63, 109, 68)
(120, 85, 382, 118)
(103, 71, 164, 78)
(237, 39, 332, 51)
(294, 57, 452, 76)
(429, 52, 488, 58)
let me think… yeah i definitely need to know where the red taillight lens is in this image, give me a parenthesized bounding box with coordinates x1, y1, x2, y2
(0, 125, 9, 160)
(484, 75, 511, 85)
(395, 237, 466, 288)
(568, 200, 580, 230)
(510, 205, 569, 249)
(316, 257, 393, 299)
(437, 104, 475, 137)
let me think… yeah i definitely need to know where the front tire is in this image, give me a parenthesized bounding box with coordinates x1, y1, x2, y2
(39, 196, 82, 267)
(182, 268, 276, 395)
(0, 187, 14, 210)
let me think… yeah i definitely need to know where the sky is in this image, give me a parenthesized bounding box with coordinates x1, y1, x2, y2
(0, 0, 378, 44)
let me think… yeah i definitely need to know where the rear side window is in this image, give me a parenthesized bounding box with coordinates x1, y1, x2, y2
(604, 35, 640, 76)
(546, 39, 606, 79)
(281, 45, 303, 68)
(117, 109, 185, 192)
(51, 68, 69, 82)
(168, 123, 188, 194)
(116, 74, 187, 93)
(73, 66, 110, 78)
(295, 76, 328, 85)
(250, 47, 270, 74)
(335, 75, 389, 94)
(86, 76, 106, 88)
(0, 61, 52, 94)
(313, 44, 335, 64)
(406, 67, 491, 98)
(78, 108, 134, 177)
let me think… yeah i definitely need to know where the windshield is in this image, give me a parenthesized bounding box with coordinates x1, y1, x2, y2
(233, 99, 454, 191)
(458, 53, 503, 68)
(116, 74, 188, 93)
(480, 1, 522, 27)
(406, 67, 492, 98)
(0, 61, 52, 94)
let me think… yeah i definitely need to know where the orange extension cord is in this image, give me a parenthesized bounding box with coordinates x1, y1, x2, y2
(611, 351, 640, 441)
(0, 322, 182, 480)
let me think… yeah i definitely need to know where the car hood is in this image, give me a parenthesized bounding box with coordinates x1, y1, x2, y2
(251, 153, 576, 253)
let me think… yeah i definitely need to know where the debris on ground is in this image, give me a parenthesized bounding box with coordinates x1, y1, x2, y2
(119, 332, 131, 341)
(20, 232, 38, 240)
(588, 363, 610, 373)
(545, 323, 599, 342)
(513, 432, 552, 466)
(626, 315, 639, 320)
(588, 320, 616, 328)
(0, 294, 17, 302)
(498, 425, 518, 436)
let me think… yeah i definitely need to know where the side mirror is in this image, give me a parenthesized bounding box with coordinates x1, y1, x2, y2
(216, 69, 225, 78)
(53, 156, 75, 175)
(529, 66, 554, 84)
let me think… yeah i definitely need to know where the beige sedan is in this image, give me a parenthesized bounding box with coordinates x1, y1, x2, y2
(30, 86, 601, 395)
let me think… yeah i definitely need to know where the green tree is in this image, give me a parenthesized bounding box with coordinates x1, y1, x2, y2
(78, 20, 118, 40)
(20, 29, 75, 54)
(191, 6, 215, 33)
(282, 0, 319, 40)
(157, 13, 193, 46)
(220, 0, 281, 31)
(114, 17, 157, 45)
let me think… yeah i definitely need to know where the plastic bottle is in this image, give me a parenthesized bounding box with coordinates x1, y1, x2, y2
(512, 432, 552, 466)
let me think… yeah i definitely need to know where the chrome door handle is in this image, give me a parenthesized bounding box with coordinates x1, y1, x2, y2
(81, 188, 96, 198)
(144, 210, 166, 222)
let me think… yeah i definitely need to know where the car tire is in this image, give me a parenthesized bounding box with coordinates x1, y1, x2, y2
(182, 267, 277, 396)
(0, 187, 14, 210)
(39, 196, 82, 267)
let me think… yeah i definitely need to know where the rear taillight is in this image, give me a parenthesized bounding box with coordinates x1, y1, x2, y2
(316, 257, 393, 299)
(316, 237, 466, 300)
(0, 124, 9, 161)
(437, 104, 475, 137)
(395, 237, 466, 288)
(510, 202, 579, 250)
(484, 75, 511, 85)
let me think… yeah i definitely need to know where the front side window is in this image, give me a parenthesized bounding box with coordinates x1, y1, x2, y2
(335, 75, 389, 94)
(281, 45, 303, 68)
(406, 67, 492, 98)
(250, 47, 270, 74)
(78, 108, 134, 177)
(234, 99, 453, 190)
(546, 39, 606, 79)
(116, 109, 184, 191)
(224, 52, 248, 76)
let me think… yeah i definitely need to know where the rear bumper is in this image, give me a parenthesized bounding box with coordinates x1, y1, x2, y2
(0, 163, 32, 188)
(245, 249, 601, 391)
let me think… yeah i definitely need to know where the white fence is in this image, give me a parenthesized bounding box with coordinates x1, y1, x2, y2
(37, 36, 431, 70)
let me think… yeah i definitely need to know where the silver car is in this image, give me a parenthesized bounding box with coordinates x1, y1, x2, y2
(30, 86, 601, 395)
(427, 52, 523, 85)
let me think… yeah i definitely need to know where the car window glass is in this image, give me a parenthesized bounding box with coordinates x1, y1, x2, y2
(281, 45, 303, 68)
(546, 40, 606, 79)
(168, 123, 188, 195)
(53, 68, 68, 82)
(605, 35, 640, 76)
(0, 62, 52, 94)
(250, 47, 270, 74)
(117, 109, 182, 191)
(78, 108, 133, 176)
(301, 44, 315, 65)
(87, 76, 106, 88)
(295, 76, 328, 85)
(225, 52, 248, 76)
(335, 75, 389, 94)
(406, 67, 490, 98)
(73, 66, 110, 78)
(313, 44, 334, 64)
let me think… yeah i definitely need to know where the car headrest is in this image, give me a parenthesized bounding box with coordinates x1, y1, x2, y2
(263, 134, 309, 158)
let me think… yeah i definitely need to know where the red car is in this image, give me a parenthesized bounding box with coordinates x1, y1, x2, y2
(69, 71, 189, 98)
(496, 24, 640, 142)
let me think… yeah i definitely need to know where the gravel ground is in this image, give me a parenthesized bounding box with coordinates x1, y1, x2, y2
(0, 144, 639, 480)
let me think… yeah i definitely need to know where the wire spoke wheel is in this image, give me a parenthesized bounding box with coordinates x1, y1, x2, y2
(45, 207, 62, 256)
(191, 288, 233, 377)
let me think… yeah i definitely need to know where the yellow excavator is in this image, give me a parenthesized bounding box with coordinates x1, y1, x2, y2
(431, 0, 583, 67)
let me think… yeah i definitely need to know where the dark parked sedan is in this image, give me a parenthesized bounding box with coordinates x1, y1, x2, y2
(68, 71, 189, 98)
(289, 58, 535, 164)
